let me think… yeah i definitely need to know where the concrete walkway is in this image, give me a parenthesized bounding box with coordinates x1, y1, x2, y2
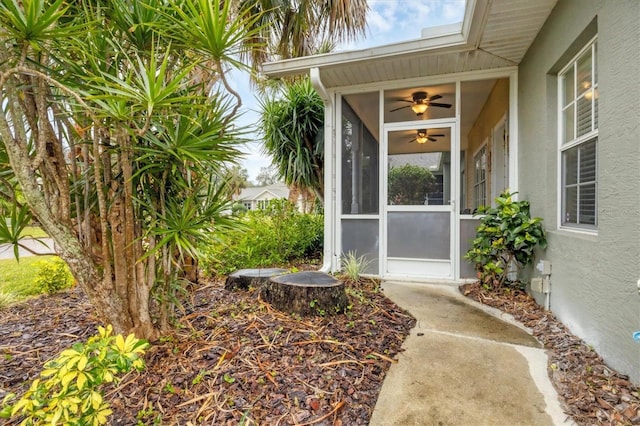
(0, 238, 55, 260)
(370, 281, 571, 426)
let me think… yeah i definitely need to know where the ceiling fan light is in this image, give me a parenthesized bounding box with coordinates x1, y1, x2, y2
(416, 129, 428, 144)
(411, 102, 429, 115)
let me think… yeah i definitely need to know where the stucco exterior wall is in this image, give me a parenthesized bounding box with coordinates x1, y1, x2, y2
(518, 0, 640, 382)
(465, 79, 509, 209)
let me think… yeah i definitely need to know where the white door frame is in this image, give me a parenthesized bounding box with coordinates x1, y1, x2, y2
(491, 113, 509, 201)
(381, 119, 458, 280)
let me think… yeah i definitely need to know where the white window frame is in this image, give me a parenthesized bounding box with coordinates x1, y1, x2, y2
(473, 141, 488, 210)
(557, 36, 598, 233)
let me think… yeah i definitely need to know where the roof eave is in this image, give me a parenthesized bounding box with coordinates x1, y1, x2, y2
(263, 33, 467, 79)
(263, 0, 490, 79)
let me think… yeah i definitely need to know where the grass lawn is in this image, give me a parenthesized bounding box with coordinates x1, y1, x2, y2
(0, 255, 55, 298)
(19, 226, 48, 239)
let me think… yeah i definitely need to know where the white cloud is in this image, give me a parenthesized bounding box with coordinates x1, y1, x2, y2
(365, 11, 390, 36)
(343, 0, 465, 51)
(442, 0, 466, 21)
(367, 0, 399, 33)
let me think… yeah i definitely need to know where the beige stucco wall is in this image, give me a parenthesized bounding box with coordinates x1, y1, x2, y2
(518, 0, 640, 383)
(464, 79, 509, 210)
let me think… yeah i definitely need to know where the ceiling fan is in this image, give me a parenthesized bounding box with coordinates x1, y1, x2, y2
(409, 129, 445, 144)
(390, 91, 452, 116)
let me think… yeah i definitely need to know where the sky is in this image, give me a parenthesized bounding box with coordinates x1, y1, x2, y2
(232, 0, 466, 182)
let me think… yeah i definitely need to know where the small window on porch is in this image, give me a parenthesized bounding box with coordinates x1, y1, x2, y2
(473, 144, 487, 209)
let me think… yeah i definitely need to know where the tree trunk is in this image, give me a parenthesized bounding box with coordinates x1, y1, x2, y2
(225, 268, 288, 291)
(0, 81, 158, 339)
(261, 271, 348, 316)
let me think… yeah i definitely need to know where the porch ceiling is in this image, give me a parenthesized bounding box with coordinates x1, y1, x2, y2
(262, 0, 557, 88)
(316, 49, 513, 89)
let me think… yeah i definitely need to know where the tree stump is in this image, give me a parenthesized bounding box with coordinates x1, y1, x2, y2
(224, 268, 288, 291)
(261, 271, 348, 316)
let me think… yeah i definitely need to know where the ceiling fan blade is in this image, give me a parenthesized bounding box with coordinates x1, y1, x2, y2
(428, 137, 437, 142)
(389, 105, 411, 112)
(429, 134, 445, 137)
(408, 138, 416, 143)
(429, 102, 452, 108)
(429, 94, 442, 101)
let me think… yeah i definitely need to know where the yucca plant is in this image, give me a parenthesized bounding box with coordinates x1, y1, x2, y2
(260, 78, 325, 203)
(0, 0, 264, 338)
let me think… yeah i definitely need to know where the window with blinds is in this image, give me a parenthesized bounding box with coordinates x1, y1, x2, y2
(559, 37, 598, 229)
(473, 144, 487, 209)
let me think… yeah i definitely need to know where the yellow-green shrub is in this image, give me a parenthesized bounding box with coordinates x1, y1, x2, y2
(1, 325, 149, 425)
(34, 258, 74, 294)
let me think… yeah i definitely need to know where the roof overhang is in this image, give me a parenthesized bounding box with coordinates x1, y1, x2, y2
(262, 0, 557, 89)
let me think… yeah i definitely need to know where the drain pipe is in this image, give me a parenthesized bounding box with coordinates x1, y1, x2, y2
(310, 67, 335, 273)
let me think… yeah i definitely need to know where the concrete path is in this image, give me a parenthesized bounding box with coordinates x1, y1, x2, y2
(370, 281, 571, 426)
(0, 238, 55, 260)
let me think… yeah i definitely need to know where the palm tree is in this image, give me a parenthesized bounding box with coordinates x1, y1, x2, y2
(0, 0, 264, 338)
(235, 0, 369, 73)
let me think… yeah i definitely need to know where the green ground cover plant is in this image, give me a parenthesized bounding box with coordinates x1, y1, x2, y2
(202, 200, 323, 276)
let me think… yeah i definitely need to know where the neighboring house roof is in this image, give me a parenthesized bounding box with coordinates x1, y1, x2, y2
(236, 182, 289, 202)
(263, 0, 557, 87)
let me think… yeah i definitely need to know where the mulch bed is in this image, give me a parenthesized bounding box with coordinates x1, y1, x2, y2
(0, 277, 415, 425)
(4, 277, 639, 425)
(461, 282, 640, 425)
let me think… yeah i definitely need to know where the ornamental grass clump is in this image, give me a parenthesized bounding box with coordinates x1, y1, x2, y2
(340, 251, 372, 282)
(465, 191, 547, 289)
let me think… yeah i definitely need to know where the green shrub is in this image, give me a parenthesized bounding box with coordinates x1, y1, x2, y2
(34, 258, 74, 294)
(202, 200, 323, 276)
(1, 325, 149, 425)
(231, 203, 248, 216)
(465, 191, 547, 288)
(388, 164, 435, 205)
